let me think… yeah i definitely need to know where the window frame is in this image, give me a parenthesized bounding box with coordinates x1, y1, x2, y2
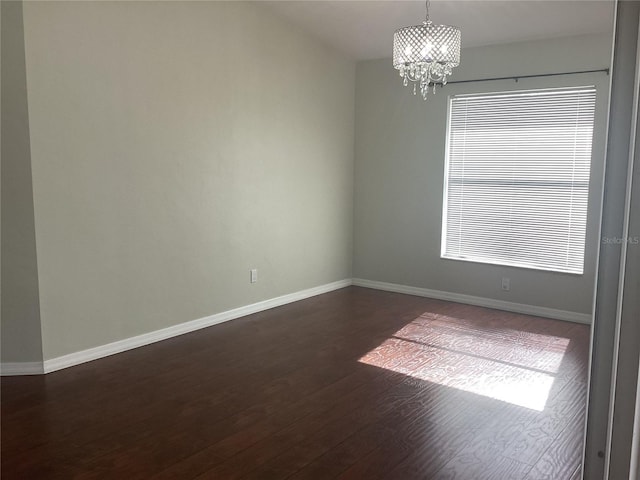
(440, 86, 597, 275)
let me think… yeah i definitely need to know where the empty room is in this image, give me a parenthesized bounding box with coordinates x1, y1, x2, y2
(2, 1, 639, 479)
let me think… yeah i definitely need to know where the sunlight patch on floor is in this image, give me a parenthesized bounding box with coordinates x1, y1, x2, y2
(358, 315, 570, 411)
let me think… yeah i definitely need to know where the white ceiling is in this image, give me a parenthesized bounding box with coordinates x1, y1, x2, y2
(262, 1, 615, 60)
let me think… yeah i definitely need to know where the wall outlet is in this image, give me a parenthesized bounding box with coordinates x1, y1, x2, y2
(250, 269, 258, 283)
(501, 277, 510, 291)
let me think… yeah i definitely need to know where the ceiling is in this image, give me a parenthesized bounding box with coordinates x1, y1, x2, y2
(263, 1, 615, 60)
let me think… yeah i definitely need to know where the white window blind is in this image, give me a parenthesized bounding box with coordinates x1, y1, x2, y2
(442, 87, 597, 274)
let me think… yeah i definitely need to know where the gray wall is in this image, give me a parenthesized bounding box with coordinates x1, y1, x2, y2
(1, 1, 44, 364)
(20, 1, 355, 360)
(353, 33, 612, 315)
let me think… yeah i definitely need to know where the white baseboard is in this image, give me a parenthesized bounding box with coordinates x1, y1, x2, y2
(3, 276, 591, 376)
(0, 362, 45, 376)
(42, 279, 352, 374)
(352, 278, 592, 324)
(0, 279, 352, 376)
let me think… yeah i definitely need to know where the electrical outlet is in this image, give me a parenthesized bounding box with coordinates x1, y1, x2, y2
(250, 269, 258, 283)
(501, 277, 510, 291)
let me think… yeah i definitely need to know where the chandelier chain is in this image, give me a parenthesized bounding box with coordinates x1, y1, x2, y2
(425, 0, 430, 24)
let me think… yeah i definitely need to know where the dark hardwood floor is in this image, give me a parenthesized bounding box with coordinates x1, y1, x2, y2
(1, 286, 590, 479)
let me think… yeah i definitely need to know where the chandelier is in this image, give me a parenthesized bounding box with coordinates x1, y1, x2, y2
(393, 1, 461, 99)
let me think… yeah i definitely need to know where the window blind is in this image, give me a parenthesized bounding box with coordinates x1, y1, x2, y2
(441, 87, 597, 274)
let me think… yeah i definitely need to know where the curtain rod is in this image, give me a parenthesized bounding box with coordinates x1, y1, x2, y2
(442, 68, 610, 85)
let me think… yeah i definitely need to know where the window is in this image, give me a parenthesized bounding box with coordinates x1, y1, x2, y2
(441, 87, 597, 274)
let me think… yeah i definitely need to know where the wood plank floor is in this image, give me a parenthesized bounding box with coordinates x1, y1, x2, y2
(1, 287, 590, 479)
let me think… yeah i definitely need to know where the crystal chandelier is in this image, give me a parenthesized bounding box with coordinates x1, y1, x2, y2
(393, 1, 461, 99)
